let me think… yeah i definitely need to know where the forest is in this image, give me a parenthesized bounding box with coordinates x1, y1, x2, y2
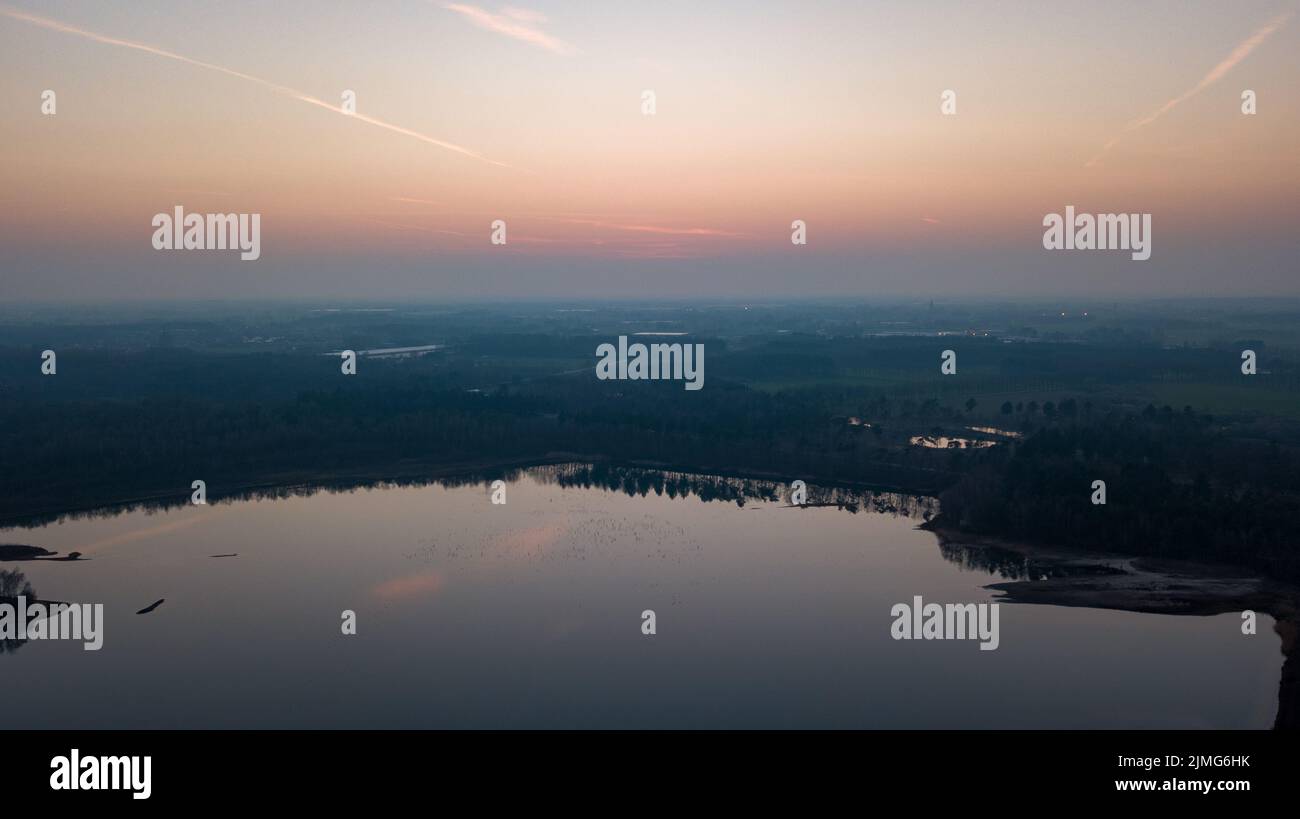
(2, 299, 1298, 582)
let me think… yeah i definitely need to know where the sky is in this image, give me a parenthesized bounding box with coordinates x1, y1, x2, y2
(1, 0, 1298, 301)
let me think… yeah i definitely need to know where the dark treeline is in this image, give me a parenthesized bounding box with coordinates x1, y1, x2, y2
(936, 408, 1300, 580)
(4, 302, 1300, 584)
(0, 347, 958, 523)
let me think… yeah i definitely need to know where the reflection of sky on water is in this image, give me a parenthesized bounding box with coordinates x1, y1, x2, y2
(0, 468, 1280, 728)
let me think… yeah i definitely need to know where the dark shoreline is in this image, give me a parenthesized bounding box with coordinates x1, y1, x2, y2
(9, 455, 1297, 609)
(924, 522, 1300, 618)
(0, 454, 945, 530)
(10, 456, 1295, 608)
(921, 521, 1300, 730)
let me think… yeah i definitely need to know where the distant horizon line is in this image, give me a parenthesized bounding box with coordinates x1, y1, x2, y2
(5, 294, 1300, 309)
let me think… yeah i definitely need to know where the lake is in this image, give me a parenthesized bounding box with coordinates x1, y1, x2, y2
(0, 465, 1281, 728)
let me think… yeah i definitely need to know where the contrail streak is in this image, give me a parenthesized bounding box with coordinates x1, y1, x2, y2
(1087, 12, 1291, 166)
(442, 3, 576, 56)
(0, 4, 511, 168)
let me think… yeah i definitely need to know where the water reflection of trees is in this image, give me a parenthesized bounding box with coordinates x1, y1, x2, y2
(6, 462, 939, 529)
(0, 569, 35, 655)
(937, 541, 1126, 581)
(939, 542, 1038, 580)
(4, 470, 532, 529)
(529, 463, 939, 519)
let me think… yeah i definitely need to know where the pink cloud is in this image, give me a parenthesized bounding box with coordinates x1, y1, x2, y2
(443, 4, 576, 55)
(372, 571, 445, 600)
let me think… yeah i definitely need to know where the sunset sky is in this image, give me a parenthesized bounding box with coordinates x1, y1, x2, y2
(1, 0, 1297, 300)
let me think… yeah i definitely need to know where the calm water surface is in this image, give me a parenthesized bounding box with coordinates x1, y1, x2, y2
(0, 466, 1280, 728)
